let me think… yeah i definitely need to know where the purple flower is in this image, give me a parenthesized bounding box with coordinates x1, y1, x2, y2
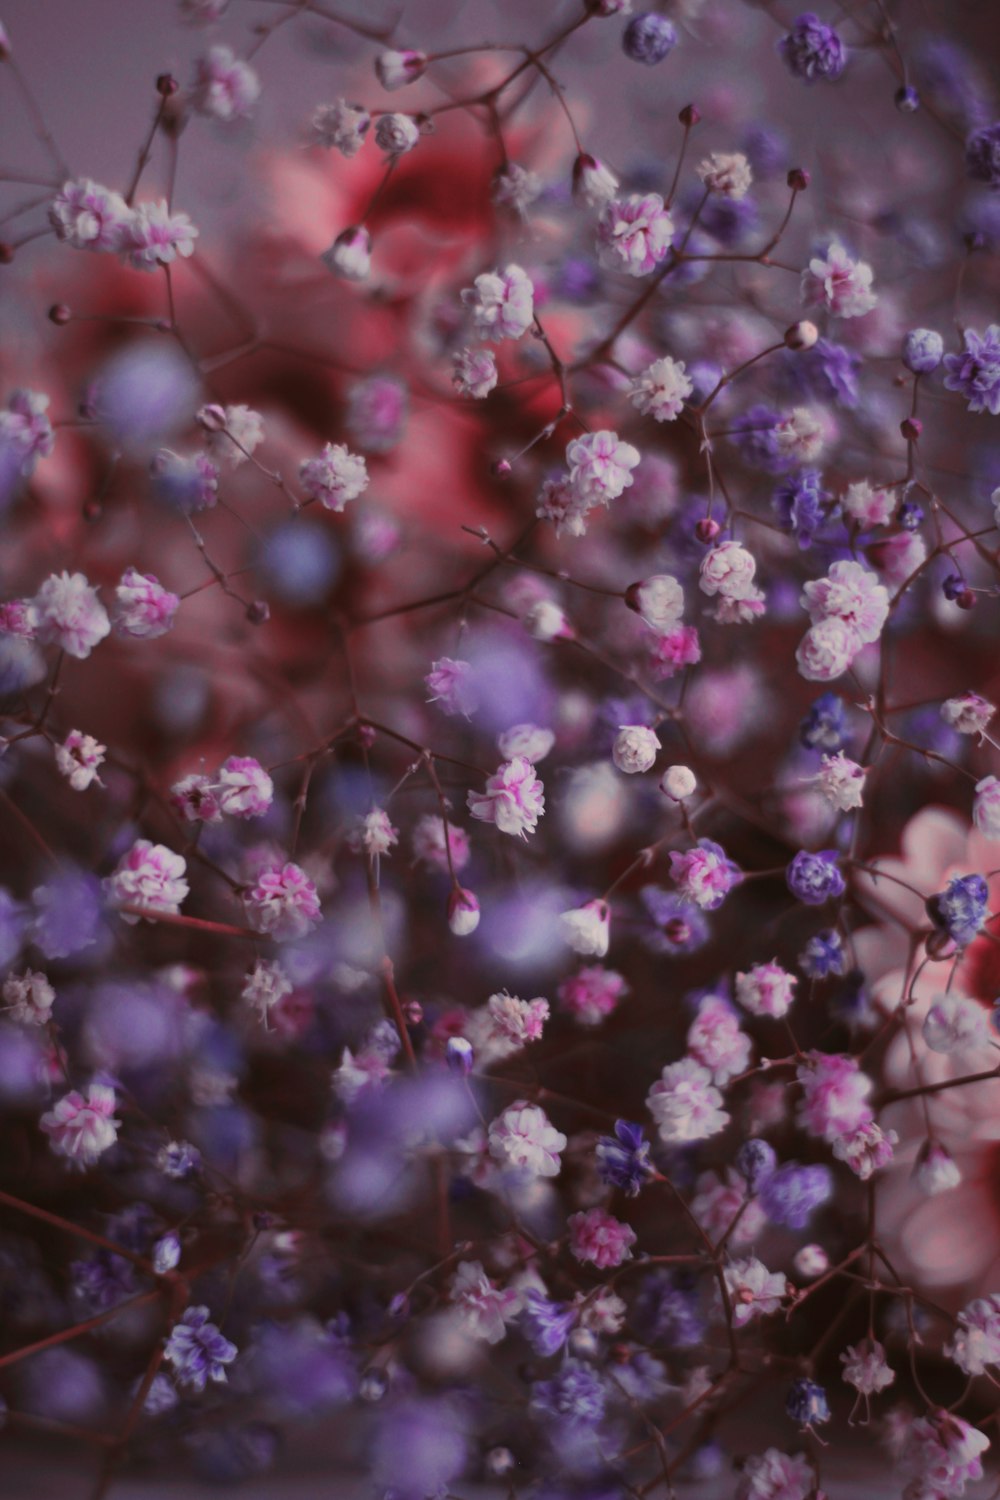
(164, 1306, 238, 1392)
(943, 325, 1000, 415)
(595, 1120, 653, 1197)
(786, 1377, 831, 1426)
(70, 1251, 137, 1314)
(903, 328, 945, 374)
(803, 339, 862, 407)
(633, 1272, 705, 1347)
(520, 1291, 578, 1357)
(966, 122, 1000, 189)
(622, 14, 677, 66)
(759, 1162, 832, 1229)
(799, 691, 849, 752)
(735, 1137, 777, 1191)
(779, 14, 848, 83)
(530, 1360, 607, 1425)
(773, 469, 831, 548)
(787, 850, 845, 905)
(639, 887, 709, 955)
(927, 874, 989, 948)
(799, 928, 847, 978)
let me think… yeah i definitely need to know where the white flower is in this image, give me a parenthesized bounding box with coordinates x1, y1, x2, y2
(565, 430, 640, 506)
(842, 479, 894, 528)
(646, 1057, 729, 1144)
(488, 1101, 567, 1177)
(190, 44, 260, 122)
(628, 357, 692, 422)
(817, 751, 865, 811)
(54, 729, 106, 791)
(374, 112, 420, 156)
(696, 150, 753, 199)
(973, 776, 1000, 839)
(374, 48, 428, 90)
(523, 599, 571, 641)
(242, 958, 292, 1019)
(795, 617, 860, 682)
(699, 540, 758, 601)
(922, 993, 991, 1055)
(492, 162, 542, 213)
(572, 153, 619, 207)
(736, 1448, 813, 1500)
(299, 441, 369, 512)
(612, 724, 661, 774)
(773, 405, 827, 464)
(452, 347, 498, 400)
(913, 1142, 962, 1196)
(49, 178, 130, 252)
(942, 692, 995, 739)
(202, 403, 264, 469)
(33, 571, 110, 659)
(461, 264, 534, 341)
(560, 899, 610, 957)
(946, 1295, 1000, 1376)
(450, 1261, 522, 1343)
(802, 239, 877, 319)
(723, 1257, 787, 1325)
(626, 574, 684, 631)
(348, 808, 399, 857)
(3, 969, 55, 1025)
(660, 765, 696, 800)
(497, 724, 555, 764)
(840, 1339, 894, 1396)
(310, 99, 370, 155)
(596, 192, 674, 277)
(321, 226, 371, 281)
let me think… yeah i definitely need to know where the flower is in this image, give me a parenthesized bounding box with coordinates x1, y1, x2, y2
(596, 193, 674, 277)
(113, 568, 180, 639)
(759, 1163, 832, 1229)
(560, 899, 611, 957)
(796, 1051, 874, 1141)
(201, 403, 264, 468)
(841, 478, 894, 529)
(164, 1306, 238, 1392)
(801, 240, 876, 318)
(492, 162, 542, 213)
(795, 617, 860, 682)
(922, 993, 991, 1055)
(661, 764, 696, 800)
(736, 1448, 813, 1500)
(928, 873, 989, 947)
(647, 1057, 729, 1144)
(411, 814, 470, 871)
(558, 964, 628, 1025)
(572, 153, 619, 206)
(966, 121, 1000, 188)
(216, 757, 274, 819)
(310, 98, 370, 155)
(190, 44, 260, 121)
(150, 449, 219, 512)
(530, 1360, 606, 1425)
(244, 862, 322, 941)
(449, 1261, 521, 1344)
(39, 1083, 120, 1168)
(426, 657, 478, 717)
(802, 559, 889, 643)
(452, 347, 498, 400)
(171, 773, 223, 825)
(898, 1411, 989, 1499)
(903, 328, 945, 373)
(943, 325, 1000, 415)
(105, 840, 189, 922)
(467, 757, 545, 838)
(374, 112, 420, 156)
(698, 540, 758, 601)
(488, 1101, 567, 1177)
(242, 958, 292, 1019)
(787, 849, 845, 905)
(49, 178, 130, 251)
(32, 571, 110, 659)
(595, 1120, 652, 1195)
(735, 960, 797, 1018)
(121, 201, 198, 269)
(621, 13, 677, 65)
(649, 624, 702, 678)
(628, 357, 692, 421)
(54, 729, 106, 791)
(447, 887, 481, 936)
(687, 994, 752, 1085)
(692, 1169, 767, 1246)
(374, 48, 428, 90)
(786, 1378, 830, 1427)
(669, 839, 742, 910)
(626, 575, 684, 631)
(569, 1208, 637, 1268)
(302, 441, 373, 513)
(612, 724, 661, 774)
(565, 429, 640, 505)
(817, 752, 866, 811)
(779, 13, 848, 83)
(497, 723, 555, 764)
(321, 227, 371, 281)
(723, 1257, 787, 1325)
(942, 693, 995, 738)
(3, 968, 55, 1025)
(519, 1291, 577, 1357)
(946, 1295, 1000, 1375)
(697, 151, 753, 199)
(840, 1339, 894, 1401)
(461, 264, 534, 340)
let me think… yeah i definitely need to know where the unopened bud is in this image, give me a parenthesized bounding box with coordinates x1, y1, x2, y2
(448, 887, 480, 936)
(445, 1036, 474, 1074)
(48, 303, 72, 326)
(678, 103, 700, 127)
(784, 320, 818, 351)
(900, 416, 923, 442)
(156, 72, 180, 97)
(246, 600, 270, 626)
(196, 403, 227, 432)
(660, 765, 696, 800)
(695, 517, 721, 544)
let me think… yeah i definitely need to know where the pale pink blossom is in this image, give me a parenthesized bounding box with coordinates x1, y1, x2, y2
(942, 693, 994, 739)
(572, 153, 619, 206)
(447, 888, 481, 936)
(818, 751, 866, 811)
(462, 264, 534, 340)
(467, 757, 544, 838)
(450, 1261, 522, 1343)
(374, 48, 428, 90)
(170, 772, 223, 825)
(698, 540, 758, 601)
(795, 617, 860, 682)
(302, 441, 373, 513)
(626, 574, 684, 631)
(612, 724, 661, 774)
(647, 1057, 729, 1144)
(486, 991, 548, 1047)
(668, 842, 741, 910)
(696, 150, 753, 199)
(332, 1044, 392, 1103)
(736, 960, 797, 1019)
(628, 357, 692, 422)
(122, 201, 198, 270)
(687, 994, 753, 1085)
(565, 430, 640, 506)
(736, 1448, 813, 1500)
(411, 814, 470, 871)
(922, 993, 991, 1055)
(523, 599, 572, 641)
(492, 162, 542, 213)
(348, 808, 399, 858)
(596, 193, 674, 277)
(946, 1295, 1000, 1375)
(3, 969, 55, 1025)
(244, 861, 322, 941)
(536, 473, 590, 538)
(49, 178, 130, 251)
(0, 389, 54, 475)
(113, 567, 180, 639)
(661, 765, 696, 800)
(842, 479, 895, 528)
(691, 1170, 766, 1247)
(426, 656, 479, 717)
(216, 756, 274, 819)
(190, 44, 260, 121)
(840, 1339, 894, 1411)
(773, 405, 827, 464)
(40, 1083, 120, 1168)
(488, 1101, 567, 1177)
(723, 1257, 788, 1326)
(559, 899, 610, 957)
(557, 965, 629, 1025)
(802, 239, 877, 318)
(54, 729, 106, 791)
(106, 840, 189, 923)
(868, 531, 927, 592)
(797, 1051, 874, 1142)
(832, 1119, 897, 1180)
(242, 958, 292, 1019)
(898, 1411, 989, 1499)
(0, 599, 38, 638)
(32, 571, 110, 659)
(568, 1208, 637, 1268)
(452, 347, 498, 399)
(713, 588, 766, 625)
(913, 1141, 962, 1196)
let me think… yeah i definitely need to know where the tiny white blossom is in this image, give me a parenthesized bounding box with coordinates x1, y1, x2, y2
(488, 1101, 566, 1177)
(612, 724, 661, 774)
(3, 969, 55, 1025)
(696, 150, 753, 199)
(628, 357, 692, 422)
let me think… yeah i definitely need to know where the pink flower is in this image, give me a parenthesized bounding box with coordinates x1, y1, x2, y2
(486, 991, 548, 1046)
(105, 840, 189, 923)
(801, 559, 888, 643)
(170, 772, 223, 825)
(488, 1101, 567, 1177)
(723, 1257, 788, 1325)
(868, 530, 927, 592)
(942, 693, 994, 739)
(568, 1208, 637, 1268)
(536, 473, 589, 538)
(735, 961, 797, 1019)
(736, 1448, 813, 1500)
(648, 624, 701, 679)
(628, 357, 692, 421)
(3, 969, 55, 1025)
(692, 1169, 767, 1247)
(696, 150, 753, 199)
(557, 965, 629, 1026)
(687, 994, 753, 1085)
(49, 178, 130, 251)
(699, 540, 758, 601)
(121, 201, 198, 270)
(596, 192, 674, 277)
(32, 570, 110, 659)
(450, 1261, 522, 1343)
(201, 403, 264, 469)
(801, 239, 877, 318)
(244, 861, 322, 941)
(452, 346, 498, 399)
(795, 617, 861, 682)
(773, 405, 828, 464)
(216, 756, 274, 819)
(190, 44, 260, 121)
(647, 1057, 729, 1144)
(299, 442, 368, 511)
(818, 751, 866, 811)
(796, 1051, 874, 1142)
(54, 729, 105, 791)
(411, 814, 470, 871)
(426, 656, 479, 717)
(0, 389, 54, 475)
(566, 430, 640, 506)
(669, 840, 741, 910)
(832, 1118, 898, 1180)
(899, 1411, 989, 1499)
(461, 264, 534, 340)
(348, 808, 399, 858)
(39, 1083, 120, 1168)
(467, 757, 544, 838)
(497, 724, 555, 764)
(842, 478, 895, 528)
(114, 567, 180, 639)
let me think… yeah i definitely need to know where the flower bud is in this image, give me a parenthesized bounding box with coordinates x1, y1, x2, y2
(374, 48, 428, 91)
(447, 887, 480, 936)
(196, 402, 227, 432)
(895, 85, 920, 112)
(321, 226, 372, 282)
(900, 416, 922, 441)
(787, 167, 810, 191)
(784, 320, 819, 351)
(156, 73, 180, 97)
(246, 600, 270, 626)
(572, 152, 619, 206)
(695, 517, 721, 544)
(445, 1036, 474, 1074)
(48, 303, 72, 325)
(678, 103, 700, 127)
(793, 1243, 828, 1278)
(660, 764, 696, 800)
